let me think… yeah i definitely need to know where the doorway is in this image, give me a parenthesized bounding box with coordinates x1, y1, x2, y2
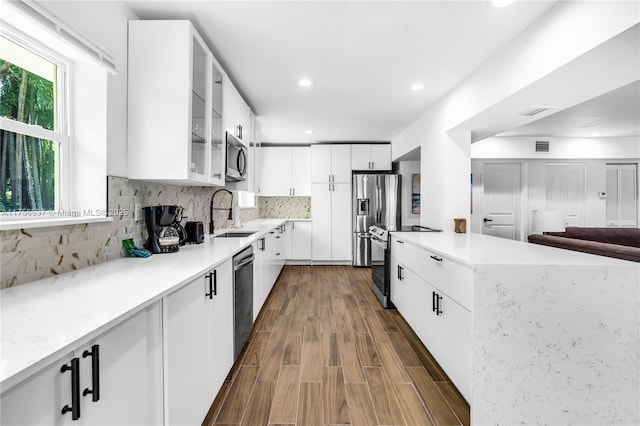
(546, 163, 586, 227)
(481, 163, 522, 240)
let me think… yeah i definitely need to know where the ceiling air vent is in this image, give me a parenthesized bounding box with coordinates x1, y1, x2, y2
(516, 106, 552, 117)
(535, 140, 550, 153)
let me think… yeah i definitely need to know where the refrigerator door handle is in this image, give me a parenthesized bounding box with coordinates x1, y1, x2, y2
(375, 182, 382, 224)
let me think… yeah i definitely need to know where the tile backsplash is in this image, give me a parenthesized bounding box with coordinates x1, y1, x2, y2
(258, 196, 311, 219)
(0, 176, 258, 288)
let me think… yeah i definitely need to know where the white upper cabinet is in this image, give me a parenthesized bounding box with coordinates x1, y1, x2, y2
(128, 21, 225, 186)
(311, 145, 351, 183)
(223, 79, 250, 146)
(262, 147, 311, 196)
(351, 144, 392, 171)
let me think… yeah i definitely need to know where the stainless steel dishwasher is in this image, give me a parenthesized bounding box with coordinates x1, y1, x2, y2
(233, 245, 255, 361)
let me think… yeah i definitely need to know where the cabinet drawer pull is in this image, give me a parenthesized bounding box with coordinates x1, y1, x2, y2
(430, 255, 443, 262)
(259, 237, 266, 251)
(275, 252, 281, 256)
(82, 345, 100, 402)
(396, 240, 404, 244)
(205, 272, 215, 299)
(397, 265, 404, 281)
(432, 291, 437, 313)
(436, 294, 443, 316)
(61, 358, 81, 420)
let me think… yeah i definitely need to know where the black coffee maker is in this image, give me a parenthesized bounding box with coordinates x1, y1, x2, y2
(143, 205, 181, 253)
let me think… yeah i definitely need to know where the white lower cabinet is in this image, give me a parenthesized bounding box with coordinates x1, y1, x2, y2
(165, 259, 233, 425)
(1, 304, 163, 426)
(1, 354, 73, 426)
(253, 237, 265, 320)
(390, 244, 472, 402)
(288, 221, 312, 261)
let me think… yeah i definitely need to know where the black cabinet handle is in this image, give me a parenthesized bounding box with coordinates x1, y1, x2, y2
(430, 255, 443, 262)
(483, 218, 493, 223)
(259, 237, 266, 251)
(61, 358, 81, 420)
(396, 240, 404, 244)
(397, 265, 403, 281)
(432, 291, 437, 313)
(212, 270, 217, 296)
(205, 272, 214, 299)
(82, 345, 100, 402)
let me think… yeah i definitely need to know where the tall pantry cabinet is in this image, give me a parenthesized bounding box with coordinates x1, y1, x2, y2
(311, 145, 352, 262)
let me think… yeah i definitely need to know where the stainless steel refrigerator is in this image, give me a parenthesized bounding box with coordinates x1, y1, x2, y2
(352, 173, 401, 266)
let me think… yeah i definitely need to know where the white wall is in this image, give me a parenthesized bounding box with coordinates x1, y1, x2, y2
(398, 161, 420, 226)
(37, 1, 138, 178)
(472, 136, 640, 159)
(391, 2, 640, 231)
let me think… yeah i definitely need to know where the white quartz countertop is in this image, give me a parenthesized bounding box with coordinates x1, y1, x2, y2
(0, 219, 286, 391)
(391, 231, 636, 266)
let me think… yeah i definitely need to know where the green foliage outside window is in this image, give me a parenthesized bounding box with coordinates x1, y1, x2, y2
(0, 58, 57, 212)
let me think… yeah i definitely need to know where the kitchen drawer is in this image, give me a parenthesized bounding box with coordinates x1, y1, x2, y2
(391, 236, 472, 311)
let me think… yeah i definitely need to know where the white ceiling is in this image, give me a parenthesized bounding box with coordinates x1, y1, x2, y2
(124, 0, 558, 144)
(497, 80, 640, 138)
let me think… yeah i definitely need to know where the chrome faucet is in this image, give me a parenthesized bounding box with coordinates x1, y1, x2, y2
(209, 188, 233, 234)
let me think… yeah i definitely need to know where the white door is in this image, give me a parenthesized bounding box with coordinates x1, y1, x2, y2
(80, 305, 163, 426)
(606, 164, 637, 227)
(312, 183, 332, 260)
(482, 163, 521, 240)
(291, 147, 311, 196)
(546, 163, 586, 227)
(331, 182, 352, 261)
(351, 144, 371, 170)
(261, 147, 292, 196)
(370, 145, 392, 170)
(209, 259, 234, 397)
(311, 145, 332, 183)
(165, 274, 212, 425)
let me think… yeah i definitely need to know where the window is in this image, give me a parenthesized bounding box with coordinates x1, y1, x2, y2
(0, 30, 67, 213)
(237, 191, 256, 209)
(0, 1, 113, 230)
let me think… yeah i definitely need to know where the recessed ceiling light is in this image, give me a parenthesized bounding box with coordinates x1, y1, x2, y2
(298, 78, 313, 87)
(305, 129, 315, 135)
(410, 83, 424, 91)
(492, 0, 514, 7)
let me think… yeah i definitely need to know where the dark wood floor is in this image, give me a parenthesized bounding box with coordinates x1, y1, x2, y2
(204, 265, 470, 426)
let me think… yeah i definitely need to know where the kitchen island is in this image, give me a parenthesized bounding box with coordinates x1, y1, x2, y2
(391, 231, 639, 425)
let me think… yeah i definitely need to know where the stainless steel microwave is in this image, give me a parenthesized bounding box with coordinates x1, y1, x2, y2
(225, 131, 247, 182)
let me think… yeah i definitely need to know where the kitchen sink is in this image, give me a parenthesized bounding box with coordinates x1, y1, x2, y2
(214, 231, 257, 238)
